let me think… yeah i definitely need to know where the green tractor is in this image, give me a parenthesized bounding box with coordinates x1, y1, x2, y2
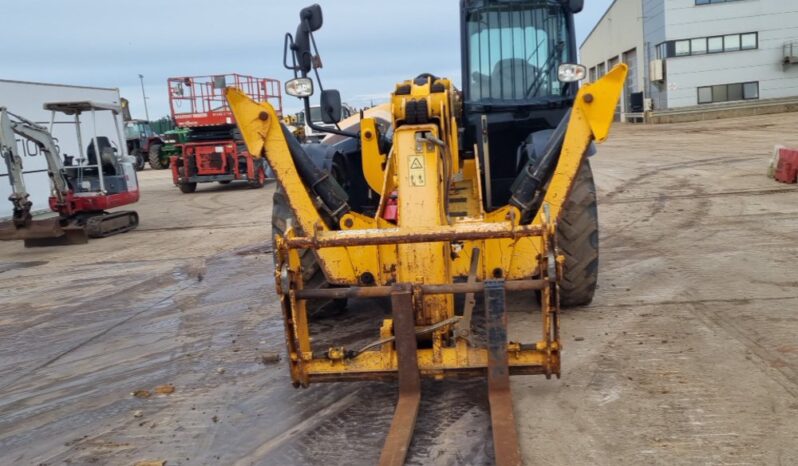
(154, 127, 190, 169)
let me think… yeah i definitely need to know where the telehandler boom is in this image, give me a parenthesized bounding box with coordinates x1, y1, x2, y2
(228, 2, 627, 464)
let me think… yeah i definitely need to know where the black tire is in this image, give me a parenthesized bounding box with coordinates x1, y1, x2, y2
(148, 143, 167, 169)
(558, 160, 599, 308)
(179, 182, 197, 194)
(248, 168, 266, 189)
(272, 187, 345, 314)
(132, 150, 146, 171)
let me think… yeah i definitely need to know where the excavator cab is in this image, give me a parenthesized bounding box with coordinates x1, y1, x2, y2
(43, 102, 139, 204)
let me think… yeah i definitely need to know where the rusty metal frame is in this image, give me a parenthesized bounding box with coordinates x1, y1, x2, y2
(276, 226, 562, 465)
(485, 280, 522, 466)
(275, 214, 563, 382)
(379, 284, 421, 466)
(294, 279, 544, 300)
(284, 222, 543, 249)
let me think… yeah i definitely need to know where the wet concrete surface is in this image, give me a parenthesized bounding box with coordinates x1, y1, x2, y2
(0, 249, 494, 465)
(2, 113, 798, 465)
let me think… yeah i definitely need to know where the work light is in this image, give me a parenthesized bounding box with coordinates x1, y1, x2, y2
(285, 78, 314, 98)
(558, 64, 587, 83)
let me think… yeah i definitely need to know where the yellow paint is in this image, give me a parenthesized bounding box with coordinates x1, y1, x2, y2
(533, 64, 628, 225)
(408, 155, 426, 186)
(227, 64, 627, 384)
(360, 117, 386, 192)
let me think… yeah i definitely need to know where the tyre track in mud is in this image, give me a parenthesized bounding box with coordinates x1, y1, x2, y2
(3, 117, 798, 464)
(522, 119, 798, 464)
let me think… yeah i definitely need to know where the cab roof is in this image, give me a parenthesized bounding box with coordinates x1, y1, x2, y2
(43, 101, 121, 115)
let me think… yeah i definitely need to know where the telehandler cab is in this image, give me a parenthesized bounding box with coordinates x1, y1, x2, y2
(227, 1, 627, 464)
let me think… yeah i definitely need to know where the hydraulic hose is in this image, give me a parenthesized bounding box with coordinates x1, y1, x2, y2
(279, 124, 351, 225)
(508, 109, 571, 223)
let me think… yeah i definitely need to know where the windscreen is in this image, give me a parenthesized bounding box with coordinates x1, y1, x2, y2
(124, 123, 141, 140)
(467, 3, 570, 102)
(309, 106, 323, 123)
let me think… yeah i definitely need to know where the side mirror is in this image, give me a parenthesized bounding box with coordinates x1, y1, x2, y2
(564, 0, 583, 13)
(300, 4, 323, 32)
(320, 89, 342, 124)
(293, 24, 312, 74)
(293, 5, 323, 74)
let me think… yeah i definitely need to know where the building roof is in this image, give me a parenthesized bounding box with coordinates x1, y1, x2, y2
(43, 101, 122, 115)
(0, 78, 118, 93)
(580, 0, 620, 49)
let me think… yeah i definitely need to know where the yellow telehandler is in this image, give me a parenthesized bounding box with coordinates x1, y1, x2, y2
(227, 2, 627, 464)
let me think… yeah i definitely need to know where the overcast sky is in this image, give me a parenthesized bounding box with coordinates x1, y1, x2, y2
(2, 0, 612, 120)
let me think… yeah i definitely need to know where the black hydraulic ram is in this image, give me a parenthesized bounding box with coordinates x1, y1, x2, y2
(279, 124, 351, 225)
(508, 109, 571, 223)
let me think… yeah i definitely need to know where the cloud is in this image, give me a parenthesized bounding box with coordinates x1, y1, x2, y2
(2, 0, 609, 120)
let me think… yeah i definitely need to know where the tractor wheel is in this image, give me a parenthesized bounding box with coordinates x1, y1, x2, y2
(557, 160, 599, 308)
(272, 187, 346, 315)
(148, 143, 167, 169)
(179, 182, 197, 194)
(132, 150, 146, 171)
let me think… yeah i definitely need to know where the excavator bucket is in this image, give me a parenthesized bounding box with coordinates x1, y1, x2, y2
(0, 218, 88, 247)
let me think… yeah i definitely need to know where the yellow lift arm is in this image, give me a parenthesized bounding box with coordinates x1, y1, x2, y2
(227, 64, 627, 465)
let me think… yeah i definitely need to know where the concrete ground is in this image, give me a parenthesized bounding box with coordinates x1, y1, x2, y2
(1, 113, 797, 465)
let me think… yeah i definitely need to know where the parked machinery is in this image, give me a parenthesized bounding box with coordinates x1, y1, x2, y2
(124, 119, 164, 170)
(157, 127, 190, 169)
(167, 74, 282, 193)
(0, 102, 140, 247)
(228, 2, 625, 464)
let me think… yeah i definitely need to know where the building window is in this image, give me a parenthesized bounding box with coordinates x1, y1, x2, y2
(597, 62, 606, 78)
(659, 33, 757, 58)
(744, 82, 759, 99)
(656, 42, 668, 59)
(698, 87, 713, 104)
(691, 38, 707, 55)
(697, 81, 759, 104)
(741, 33, 757, 50)
(675, 40, 691, 56)
(589, 67, 596, 82)
(695, 0, 745, 4)
(708, 36, 724, 53)
(713, 85, 728, 102)
(724, 34, 740, 52)
(727, 83, 743, 101)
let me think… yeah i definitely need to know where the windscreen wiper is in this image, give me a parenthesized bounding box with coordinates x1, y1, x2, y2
(526, 41, 565, 98)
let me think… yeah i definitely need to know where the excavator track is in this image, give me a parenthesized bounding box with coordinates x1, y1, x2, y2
(85, 211, 139, 238)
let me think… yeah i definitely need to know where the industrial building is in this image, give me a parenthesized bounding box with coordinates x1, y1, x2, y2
(581, 0, 798, 122)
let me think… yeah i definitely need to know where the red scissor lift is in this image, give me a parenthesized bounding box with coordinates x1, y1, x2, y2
(167, 74, 282, 193)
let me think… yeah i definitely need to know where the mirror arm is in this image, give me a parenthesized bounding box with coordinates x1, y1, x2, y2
(301, 97, 357, 138)
(288, 12, 357, 139)
(283, 33, 299, 73)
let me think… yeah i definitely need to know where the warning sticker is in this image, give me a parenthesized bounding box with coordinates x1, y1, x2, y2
(409, 155, 426, 186)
